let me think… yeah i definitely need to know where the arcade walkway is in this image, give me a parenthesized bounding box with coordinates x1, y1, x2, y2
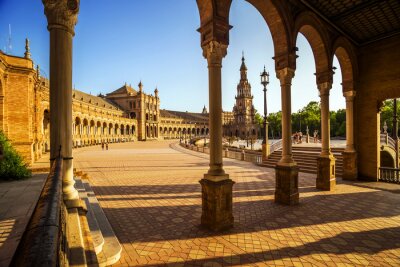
(74, 141, 400, 266)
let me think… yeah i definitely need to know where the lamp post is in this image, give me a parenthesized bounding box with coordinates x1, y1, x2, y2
(260, 66, 270, 160)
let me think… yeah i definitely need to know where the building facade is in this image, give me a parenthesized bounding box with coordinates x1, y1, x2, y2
(105, 82, 160, 141)
(0, 44, 212, 165)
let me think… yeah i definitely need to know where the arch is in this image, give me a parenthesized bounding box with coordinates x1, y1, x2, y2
(332, 36, 358, 92)
(245, 0, 292, 60)
(131, 125, 135, 135)
(74, 116, 81, 135)
(380, 148, 395, 168)
(294, 11, 331, 75)
(102, 122, 107, 135)
(109, 123, 113, 135)
(90, 120, 95, 135)
(196, 0, 291, 62)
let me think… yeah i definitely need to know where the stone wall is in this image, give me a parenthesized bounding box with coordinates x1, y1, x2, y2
(357, 36, 400, 180)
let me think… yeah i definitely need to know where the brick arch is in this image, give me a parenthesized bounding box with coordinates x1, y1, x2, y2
(332, 36, 358, 92)
(245, 0, 291, 61)
(197, 0, 290, 65)
(294, 11, 331, 75)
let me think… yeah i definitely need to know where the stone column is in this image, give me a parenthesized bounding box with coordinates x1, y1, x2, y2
(342, 90, 357, 180)
(43, 0, 80, 206)
(275, 68, 299, 205)
(200, 41, 234, 231)
(316, 82, 336, 190)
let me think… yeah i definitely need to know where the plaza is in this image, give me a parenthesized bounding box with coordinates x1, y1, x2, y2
(0, 0, 400, 266)
(71, 141, 400, 266)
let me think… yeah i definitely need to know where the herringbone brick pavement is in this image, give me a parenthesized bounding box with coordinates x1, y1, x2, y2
(74, 141, 400, 267)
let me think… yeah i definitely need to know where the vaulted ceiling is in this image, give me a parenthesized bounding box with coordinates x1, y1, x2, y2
(300, 0, 400, 45)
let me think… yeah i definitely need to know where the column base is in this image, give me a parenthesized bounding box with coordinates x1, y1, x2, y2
(342, 151, 357, 180)
(199, 177, 234, 231)
(316, 155, 336, 191)
(262, 143, 270, 161)
(275, 163, 299, 205)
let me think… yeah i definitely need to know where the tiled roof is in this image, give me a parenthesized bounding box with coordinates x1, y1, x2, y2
(73, 90, 122, 111)
(161, 109, 208, 122)
(107, 84, 138, 96)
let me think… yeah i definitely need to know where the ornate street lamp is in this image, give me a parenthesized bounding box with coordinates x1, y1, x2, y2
(260, 66, 270, 160)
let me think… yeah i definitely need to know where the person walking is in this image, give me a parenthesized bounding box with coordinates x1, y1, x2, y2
(101, 142, 104, 150)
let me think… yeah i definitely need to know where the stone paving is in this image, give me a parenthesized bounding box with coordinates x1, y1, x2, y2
(0, 173, 47, 266)
(74, 141, 400, 267)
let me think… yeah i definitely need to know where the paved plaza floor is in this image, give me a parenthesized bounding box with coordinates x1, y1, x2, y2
(74, 141, 400, 267)
(0, 173, 47, 266)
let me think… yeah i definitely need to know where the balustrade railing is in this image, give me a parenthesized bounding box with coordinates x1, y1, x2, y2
(180, 143, 262, 164)
(11, 150, 66, 266)
(270, 139, 283, 153)
(380, 133, 396, 149)
(379, 167, 400, 184)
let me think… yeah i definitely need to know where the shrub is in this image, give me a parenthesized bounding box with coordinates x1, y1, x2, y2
(0, 131, 31, 180)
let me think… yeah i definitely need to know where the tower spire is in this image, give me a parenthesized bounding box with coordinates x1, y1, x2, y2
(240, 51, 247, 80)
(24, 38, 31, 59)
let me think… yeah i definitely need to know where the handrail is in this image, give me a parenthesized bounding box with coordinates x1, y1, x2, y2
(270, 139, 283, 154)
(380, 133, 396, 149)
(11, 151, 65, 267)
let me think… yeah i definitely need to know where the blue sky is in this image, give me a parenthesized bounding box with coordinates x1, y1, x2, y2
(0, 0, 345, 113)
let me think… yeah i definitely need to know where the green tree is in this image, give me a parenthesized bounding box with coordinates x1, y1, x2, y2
(0, 131, 31, 180)
(267, 111, 282, 139)
(380, 99, 400, 136)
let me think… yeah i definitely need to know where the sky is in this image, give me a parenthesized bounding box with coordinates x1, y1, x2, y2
(0, 0, 345, 113)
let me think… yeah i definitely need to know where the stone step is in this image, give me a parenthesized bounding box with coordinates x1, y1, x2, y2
(75, 178, 105, 255)
(261, 148, 344, 177)
(75, 177, 122, 266)
(81, 180, 122, 267)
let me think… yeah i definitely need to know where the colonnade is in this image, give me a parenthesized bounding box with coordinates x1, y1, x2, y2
(159, 126, 209, 140)
(42, 0, 358, 233)
(72, 118, 136, 146)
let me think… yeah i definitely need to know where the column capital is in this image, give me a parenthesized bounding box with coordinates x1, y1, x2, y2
(318, 82, 332, 97)
(273, 50, 297, 71)
(315, 70, 334, 85)
(42, 0, 80, 35)
(343, 90, 356, 101)
(276, 68, 295, 85)
(202, 41, 228, 66)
